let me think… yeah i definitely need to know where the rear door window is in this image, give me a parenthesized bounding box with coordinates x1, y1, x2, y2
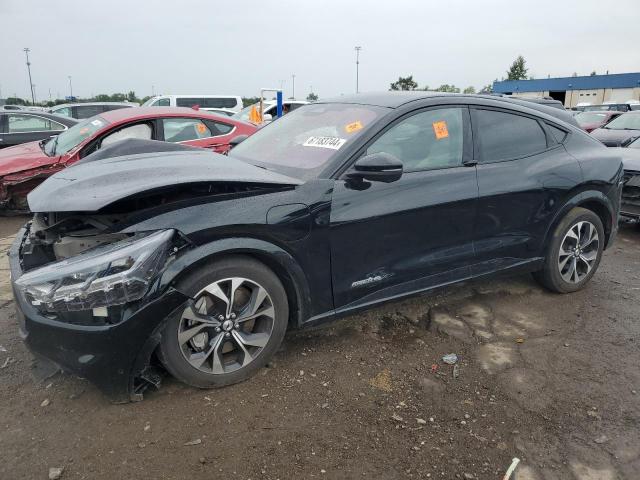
(175, 98, 202, 108)
(162, 118, 212, 142)
(7, 114, 66, 132)
(474, 109, 548, 162)
(75, 105, 104, 119)
(203, 120, 234, 135)
(52, 107, 72, 117)
(152, 98, 170, 107)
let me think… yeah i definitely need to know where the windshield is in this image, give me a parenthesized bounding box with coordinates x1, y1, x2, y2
(44, 116, 108, 156)
(230, 103, 388, 179)
(628, 137, 640, 149)
(575, 112, 609, 126)
(141, 97, 157, 107)
(603, 113, 640, 130)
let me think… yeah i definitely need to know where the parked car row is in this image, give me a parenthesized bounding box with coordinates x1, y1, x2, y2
(9, 91, 623, 401)
(0, 107, 257, 212)
(48, 101, 137, 119)
(0, 110, 77, 148)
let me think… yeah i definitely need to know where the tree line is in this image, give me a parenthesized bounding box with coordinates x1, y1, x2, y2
(389, 55, 533, 94)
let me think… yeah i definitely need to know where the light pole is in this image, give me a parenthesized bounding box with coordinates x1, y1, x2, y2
(23, 48, 35, 105)
(355, 46, 362, 94)
(291, 74, 296, 99)
(32, 84, 37, 104)
(68, 76, 73, 99)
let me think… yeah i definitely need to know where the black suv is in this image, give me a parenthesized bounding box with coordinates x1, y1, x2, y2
(10, 92, 623, 402)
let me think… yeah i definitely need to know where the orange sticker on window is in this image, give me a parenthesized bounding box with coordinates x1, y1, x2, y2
(432, 120, 449, 139)
(345, 121, 364, 133)
(196, 123, 207, 134)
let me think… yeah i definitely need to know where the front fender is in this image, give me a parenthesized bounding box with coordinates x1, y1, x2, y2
(159, 237, 312, 327)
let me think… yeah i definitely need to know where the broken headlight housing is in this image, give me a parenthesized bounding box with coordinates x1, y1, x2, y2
(16, 230, 174, 313)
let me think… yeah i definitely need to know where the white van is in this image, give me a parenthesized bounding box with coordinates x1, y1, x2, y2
(142, 95, 243, 114)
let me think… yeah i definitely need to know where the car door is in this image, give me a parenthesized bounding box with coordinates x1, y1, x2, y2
(329, 106, 478, 310)
(470, 107, 582, 274)
(71, 121, 155, 163)
(160, 117, 234, 153)
(2, 113, 67, 148)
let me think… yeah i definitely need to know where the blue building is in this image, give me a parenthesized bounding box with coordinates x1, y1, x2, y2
(493, 72, 640, 108)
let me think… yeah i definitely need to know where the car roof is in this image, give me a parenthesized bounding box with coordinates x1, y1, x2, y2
(0, 110, 78, 125)
(151, 94, 241, 98)
(318, 91, 578, 125)
(97, 106, 244, 123)
(52, 102, 136, 109)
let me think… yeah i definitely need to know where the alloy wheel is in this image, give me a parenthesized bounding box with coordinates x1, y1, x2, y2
(557, 220, 599, 284)
(177, 277, 275, 374)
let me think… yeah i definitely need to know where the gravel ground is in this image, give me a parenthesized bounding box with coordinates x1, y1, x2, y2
(0, 219, 638, 480)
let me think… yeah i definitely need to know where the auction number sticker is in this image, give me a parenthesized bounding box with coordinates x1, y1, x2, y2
(432, 120, 449, 139)
(303, 136, 347, 150)
(91, 119, 103, 127)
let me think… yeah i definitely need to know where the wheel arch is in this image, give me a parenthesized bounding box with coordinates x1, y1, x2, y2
(543, 189, 615, 252)
(159, 237, 311, 329)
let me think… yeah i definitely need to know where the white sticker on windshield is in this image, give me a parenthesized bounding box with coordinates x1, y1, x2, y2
(91, 119, 103, 126)
(303, 136, 346, 150)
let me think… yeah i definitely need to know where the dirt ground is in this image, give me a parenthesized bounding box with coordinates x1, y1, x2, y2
(0, 218, 638, 480)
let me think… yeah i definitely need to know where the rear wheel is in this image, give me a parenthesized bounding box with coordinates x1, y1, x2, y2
(158, 256, 288, 388)
(533, 207, 604, 293)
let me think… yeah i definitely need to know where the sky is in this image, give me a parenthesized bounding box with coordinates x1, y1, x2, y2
(1, 0, 639, 102)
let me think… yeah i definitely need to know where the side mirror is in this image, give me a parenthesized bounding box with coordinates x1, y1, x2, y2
(347, 152, 403, 183)
(229, 134, 249, 149)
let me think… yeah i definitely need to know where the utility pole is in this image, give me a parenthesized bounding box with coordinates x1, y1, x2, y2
(32, 84, 37, 104)
(23, 48, 35, 105)
(48, 88, 52, 102)
(68, 76, 73, 98)
(355, 46, 362, 94)
(291, 74, 296, 99)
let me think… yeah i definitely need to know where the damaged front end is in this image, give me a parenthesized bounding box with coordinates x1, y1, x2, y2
(11, 213, 190, 402)
(9, 149, 302, 401)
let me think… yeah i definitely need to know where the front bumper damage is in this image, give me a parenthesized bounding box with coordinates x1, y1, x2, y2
(0, 167, 62, 213)
(9, 227, 189, 403)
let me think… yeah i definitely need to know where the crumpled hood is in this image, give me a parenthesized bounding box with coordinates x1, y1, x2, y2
(0, 141, 58, 177)
(618, 148, 640, 172)
(28, 150, 303, 212)
(590, 128, 640, 147)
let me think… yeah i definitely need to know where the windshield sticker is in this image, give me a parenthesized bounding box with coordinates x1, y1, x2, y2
(196, 123, 207, 134)
(91, 119, 103, 127)
(303, 136, 347, 150)
(432, 120, 449, 140)
(345, 121, 364, 134)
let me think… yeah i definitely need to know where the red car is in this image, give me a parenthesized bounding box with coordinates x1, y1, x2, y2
(0, 107, 257, 212)
(574, 110, 622, 133)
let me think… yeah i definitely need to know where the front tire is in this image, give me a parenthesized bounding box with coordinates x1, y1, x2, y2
(533, 207, 604, 293)
(158, 256, 289, 388)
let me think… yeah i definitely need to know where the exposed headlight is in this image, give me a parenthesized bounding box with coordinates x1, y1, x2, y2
(16, 230, 174, 312)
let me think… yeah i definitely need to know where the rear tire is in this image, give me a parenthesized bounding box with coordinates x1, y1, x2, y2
(158, 256, 288, 388)
(533, 207, 604, 293)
